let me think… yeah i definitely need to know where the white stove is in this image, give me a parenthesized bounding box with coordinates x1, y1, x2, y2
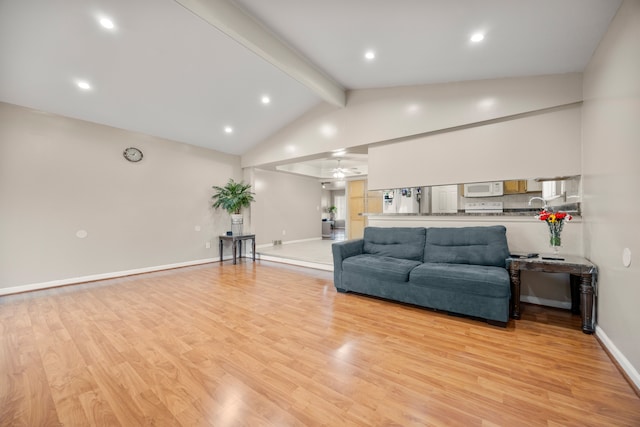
(464, 201, 504, 213)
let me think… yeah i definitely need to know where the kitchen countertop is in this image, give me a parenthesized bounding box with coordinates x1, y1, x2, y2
(364, 203, 581, 217)
(362, 210, 581, 218)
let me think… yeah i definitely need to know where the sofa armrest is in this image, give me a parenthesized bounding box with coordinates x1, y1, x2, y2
(332, 239, 364, 291)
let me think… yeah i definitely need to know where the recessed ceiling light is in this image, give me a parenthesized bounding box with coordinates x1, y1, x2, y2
(99, 17, 115, 30)
(261, 95, 271, 104)
(320, 124, 337, 138)
(224, 126, 233, 134)
(470, 33, 485, 43)
(364, 50, 376, 60)
(77, 81, 91, 90)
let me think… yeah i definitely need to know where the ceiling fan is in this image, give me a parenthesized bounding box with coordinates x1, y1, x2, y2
(331, 159, 361, 178)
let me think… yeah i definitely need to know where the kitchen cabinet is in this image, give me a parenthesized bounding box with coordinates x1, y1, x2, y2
(431, 185, 458, 213)
(526, 179, 543, 193)
(504, 179, 544, 194)
(503, 180, 528, 194)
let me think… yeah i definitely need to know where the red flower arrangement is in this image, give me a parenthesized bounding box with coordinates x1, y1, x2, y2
(536, 210, 573, 223)
(536, 209, 573, 252)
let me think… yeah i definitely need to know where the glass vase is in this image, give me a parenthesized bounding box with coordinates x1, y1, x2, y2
(549, 227, 562, 255)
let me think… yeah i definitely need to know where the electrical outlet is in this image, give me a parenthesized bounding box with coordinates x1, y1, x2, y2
(205, 241, 211, 249)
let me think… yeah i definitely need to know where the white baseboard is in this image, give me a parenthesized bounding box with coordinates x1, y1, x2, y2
(283, 237, 322, 245)
(256, 237, 322, 249)
(0, 258, 218, 296)
(520, 295, 571, 310)
(257, 254, 333, 272)
(596, 325, 640, 391)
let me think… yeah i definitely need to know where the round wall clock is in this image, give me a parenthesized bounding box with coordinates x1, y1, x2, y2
(123, 147, 143, 162)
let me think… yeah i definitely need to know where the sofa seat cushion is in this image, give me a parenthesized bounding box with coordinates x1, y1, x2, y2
(410, 263, 510, 298)
(343, 254, 422, 282)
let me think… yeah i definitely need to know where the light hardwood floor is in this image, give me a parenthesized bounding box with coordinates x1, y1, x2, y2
(1, 261, 639, 426)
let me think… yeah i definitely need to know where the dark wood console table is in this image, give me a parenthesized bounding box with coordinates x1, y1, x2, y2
(219, 234, 256, 265)
(508, 255, 597, 334)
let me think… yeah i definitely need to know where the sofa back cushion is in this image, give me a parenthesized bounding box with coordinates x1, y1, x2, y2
(363, 227, 426, 261)
(423, 226, 510, 267)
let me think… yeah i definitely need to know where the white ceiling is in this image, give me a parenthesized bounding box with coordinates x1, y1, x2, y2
(238, 0, 621, 89)
(276, 153, 369, 180)
(0, 0, 621, 162)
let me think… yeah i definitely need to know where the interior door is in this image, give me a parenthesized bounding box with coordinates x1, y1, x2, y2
(348, 180, 366, 239)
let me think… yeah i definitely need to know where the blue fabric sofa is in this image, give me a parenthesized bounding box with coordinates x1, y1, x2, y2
(332, 226, 512, 326)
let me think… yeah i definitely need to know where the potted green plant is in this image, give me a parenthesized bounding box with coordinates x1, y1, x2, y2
(212, 179, 255, 235)
(328, 205, 337, 221)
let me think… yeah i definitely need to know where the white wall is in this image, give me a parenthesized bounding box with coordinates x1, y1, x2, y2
(252, 169, 322, 245)
(368, 105, 582, 189)
(582, 0, 640, 382)
(242, 74, 583, 168)
(330, 189, 346, 219)
(320, 188, 331, 219)
(0, 102, 241, 290)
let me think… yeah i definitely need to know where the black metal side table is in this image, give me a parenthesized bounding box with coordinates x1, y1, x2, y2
(507, 254, 597, 334)
(219, 234, 256, 265)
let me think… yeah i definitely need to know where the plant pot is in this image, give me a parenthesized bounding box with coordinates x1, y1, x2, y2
(231, 214, 243, 235)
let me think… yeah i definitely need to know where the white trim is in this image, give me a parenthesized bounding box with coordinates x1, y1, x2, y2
(520, 295, 572, 310)
(0, 258, 218, 296)
(596, 325, 640, 390)
(256, 254, 333, 272)
(283, 237, 322, 245)
(256, 237, 322, 249)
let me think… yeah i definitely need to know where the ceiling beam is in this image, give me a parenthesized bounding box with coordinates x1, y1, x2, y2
(174, 0, 346, 107)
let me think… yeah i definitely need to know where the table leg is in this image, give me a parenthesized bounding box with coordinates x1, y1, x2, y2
(509, 264, 521, 319)
(252, 238, 256, 262)
(580, 273, 595, 334)
(232, 241, 237, 265)
(219, 238, 223, 262)
(570, 274, 581, 314)
(239, 241, 243, 260)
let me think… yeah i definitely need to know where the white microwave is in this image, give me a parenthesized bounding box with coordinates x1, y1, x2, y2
(463, 181, 504, 198)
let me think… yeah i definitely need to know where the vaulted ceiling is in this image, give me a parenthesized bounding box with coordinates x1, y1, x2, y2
(0, 0, 621, 161)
